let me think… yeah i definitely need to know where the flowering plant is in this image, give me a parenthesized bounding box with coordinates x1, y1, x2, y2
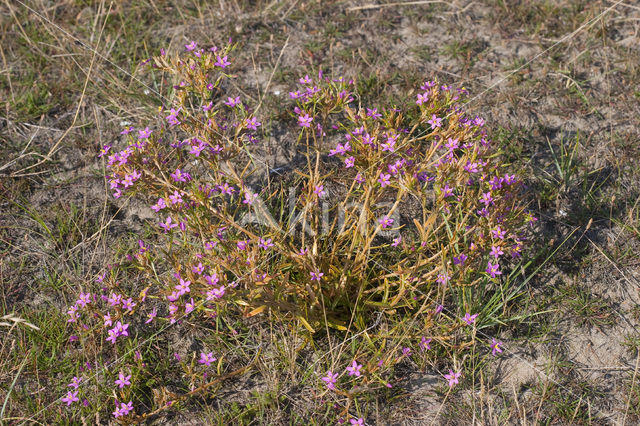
(62, 40, 533, 422)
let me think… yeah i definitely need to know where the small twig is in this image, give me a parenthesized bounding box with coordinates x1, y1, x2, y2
(347, 1, 452, 12)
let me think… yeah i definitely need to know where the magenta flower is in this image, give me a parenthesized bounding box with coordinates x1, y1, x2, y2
(185, 298, 195, 314)
(314, 185, 326, 197)
(206, 286, 225, 300)
(310, 271, 324, 281)
(345, 156, 355, 168)
(138, 127, 152, 139)
(259, 238, 274, 250)
(436, 273, 450, 285)
(491, 226, 506, 239)
(462, 313, 478, 325)
(243, 191, 258, 205)
(402, 347, 412, 357)
(321, 371, 338, 390)
(298, 113, 313, 128)
(205, 273, 220, 286)
(416, 92, 429, 105)
(444, 370, 461, 387)
(98, 144, 111, 158)
(392, 235, 402, 247)
(192, 262, 205, 275)
(214, 55, 230, 68)
(113, 401, 134, 418)
(218, 182, 235, 195)
(366, 108, 381, 119)
(66, 305, 79, 323)
(115, 372, 132, 388)
(453, 253, 467, 265)
(160, 216, 179, 232)
(346, 360, 363, 377)
(380, 137, 396, 152)
(427, 115, 442, 129)
(486, 261, 501, 278)
(121, 297, 136, 312)
(199, 352, 216, 367)
(68, 376, 82, 389)
(489, 245, 504, 259)
(151, 198, 166, 212)
(175, 278, 191, 296)
(378, 172, 391, 188)
(189, 142, 206, 157)
(299, 74, 312, 84)
(61, 390, 79, 406)
(445, 137, 459, 150)
(490, 338, 503, 356)
(185, 41, 197, 51)
(224, 96, 241, 107)
(350, 418, 365, 425)
(115, 321, 129, 336)
(419, 336, 432, 351)
(480, 192, 493, 207)
(145, 308, 157, 324)
(106, 328, 118, 344)
(245, 117, 261, 130)
(378, 216, 394, 228)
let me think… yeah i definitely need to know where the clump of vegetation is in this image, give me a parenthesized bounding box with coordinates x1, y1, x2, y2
(60, 40, 534, 423)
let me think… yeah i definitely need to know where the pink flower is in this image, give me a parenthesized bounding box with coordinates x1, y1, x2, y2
(106, 328, 118, 344)
(224, 96, 241, 107)
(199, 352, 216, 367)
(259, 238, 274, 250)
(138, 127, 152, 139)
(192, 262, 205, 275)
(310, 271, 324, 281)
(322, 371, 338, 390)
(145, 308, 157, 324)
(427, 115, 442, 129)
(243, 191, 258, 205)
(185, 298, 195, 314)
(345, 156, 355, 168)
(61, 390, 79, 406)
(114, 321, 129, 337)
(377, 172, 391, 187)
(115, 372, 131, 388)
(206, 286, 225, 300)
(350, 418, 365, 425)
(68, 376, 82, 389)
(314, 185, 326, 197)
(160, 216, 179, 232)
(419, 336, 432, 351)
(214, 55, 230, 68)
(462, 313, 478, 325)
(378, 216, 394, 228)
(175, 278, 191, 296)
(298, 113, 313, 128)
(444, 370, 461, 387)
(436, 273, 450, 285)
(346, 360, 363, 377)
(490, 338, 503, 356)
(486, 261, 501, 278)
(151, 198, 166, 212)
(489, 245, 504, 259)
(245, 117, 261, 130)
(185, 41, 197, 51)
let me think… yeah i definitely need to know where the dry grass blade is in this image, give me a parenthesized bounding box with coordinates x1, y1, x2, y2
(0, 314, 40, 331)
